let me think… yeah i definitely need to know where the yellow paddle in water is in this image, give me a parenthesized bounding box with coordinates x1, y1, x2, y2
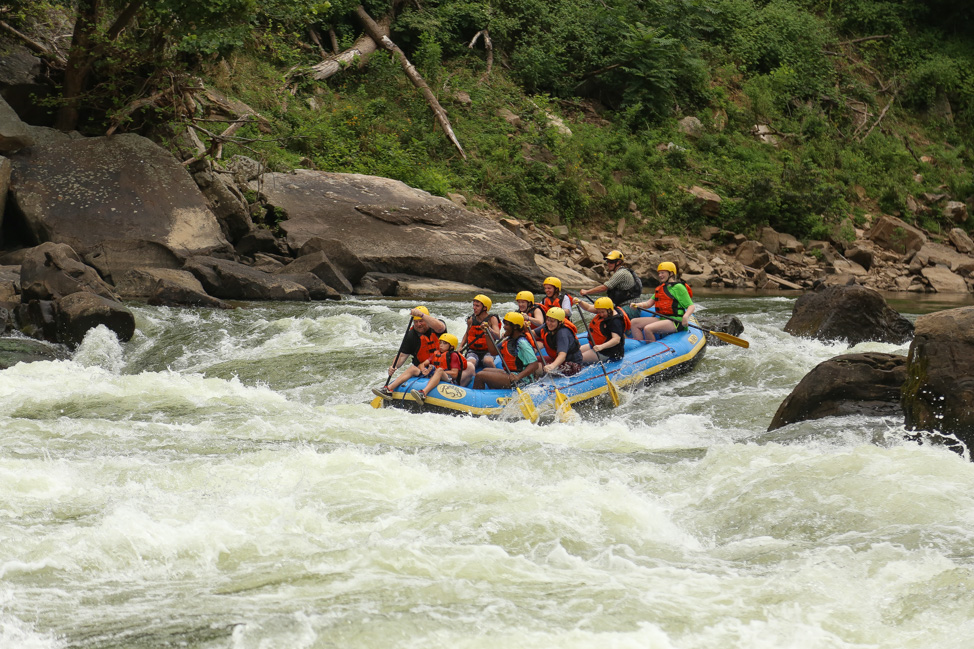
(483, 325, 540, 424)
(643, 309, 750, 348)
(574, 301, 621, 408)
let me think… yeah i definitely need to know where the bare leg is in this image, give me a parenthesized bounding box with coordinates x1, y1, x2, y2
(421, 368, 452, 396)
(473, 368, 514, 390)
(629, 316, 658, 341)
(482, 354, 496, 369)
(644, 319, 678, 342)
(460, 353, 479, 387)
(389, 365, 421, 391)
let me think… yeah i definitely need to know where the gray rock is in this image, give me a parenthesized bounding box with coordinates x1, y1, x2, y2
(949, 227, 974, 254)
(54, 291, 135, 347)
(921, 266, 969, 293)
(184, 256, 309, 301)
(903, 307, 974, 445)
(193, 169, 253, 243)
(868, 214, 927, 254)
(784, 284, 914, 345)
(9, 133, 232, 278)
(274, 250, 352, 294)
(944, 201, 968, 224)
(276, 272, 340, 300)
(0, 154, 9, 232)
(0, 94, 33, 154)
(20, 242, 118, 302)
(0, 42, 43, 86)
(114, 267, 229, 308)
(735, 240, 770, 269)
(235, 228, 289, 258)
(261, 171, 541, 291)
(769, 352, 908, 431)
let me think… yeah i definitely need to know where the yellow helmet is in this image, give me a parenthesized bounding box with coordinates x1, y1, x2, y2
(594, 297, 615, 310)
(657, 261, 677, 275)
(503, 311, 525, 328)
(473, 294, 492, 311)
(516, 291, 535, 303)
(545, 307, 566, 322)
(412, 305, 429, 320)
(605, 250, 624, 261)
(439, 333, 458, 349)
(543, 276, 562, 291)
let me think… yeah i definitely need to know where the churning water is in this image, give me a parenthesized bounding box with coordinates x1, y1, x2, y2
(3, 293, 974, 649)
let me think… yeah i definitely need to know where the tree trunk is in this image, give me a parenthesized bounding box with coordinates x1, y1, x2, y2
(311, 17, 391, 81)
(354, 6, 466, 160)
(55, 0, 99, 131)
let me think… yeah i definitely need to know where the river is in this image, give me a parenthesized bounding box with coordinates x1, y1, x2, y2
(2, 291, 974, 649)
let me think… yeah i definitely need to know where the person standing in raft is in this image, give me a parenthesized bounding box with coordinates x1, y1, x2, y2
(515, 291, 547, 328)
(459, 294, 502, 387)
(372, 305, 447, 399)
(630, 261, 696, 342)
(474, 312, 541, 389)
(540, 276, 574, 314)
(407, 333, 467, 405)
(534, 307, 583, 377)
(579, 250, 642, 318)
(576, 297, 629, 364)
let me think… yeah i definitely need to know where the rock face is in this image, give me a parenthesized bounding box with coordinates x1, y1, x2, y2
(9, 133, 232, 279)
(0, 94, 33, 153)
(868, 214, 927, 255)
(55, 291, 135, 347)
(784, 284, 914, 344)
(902, 307, 974, 444)
(114, 267, 230, 308)
(184, 256, 310, 301)
(260, 171, 542, 291)
(768, 352, 908, 431)
(20, 242, 118, 302)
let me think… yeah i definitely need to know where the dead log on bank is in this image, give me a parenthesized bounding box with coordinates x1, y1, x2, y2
(310, 16, 391, 80)
(354, 5, 466, 160)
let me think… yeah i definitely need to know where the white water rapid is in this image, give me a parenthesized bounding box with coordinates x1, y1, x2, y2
(2, 294, 973, 649)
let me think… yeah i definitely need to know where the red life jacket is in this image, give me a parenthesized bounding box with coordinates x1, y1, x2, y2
(465, 312, 498, 352)
(428, 349, 467, 374)
(538, 323, 581, 359)
(653, 280, 692, 317)
(414, 327, 440, 363)
(588, 307, 631, 345)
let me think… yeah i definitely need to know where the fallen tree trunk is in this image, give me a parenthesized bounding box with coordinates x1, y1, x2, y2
(354, 5, 466, 160)
(310, 16, 391, 81)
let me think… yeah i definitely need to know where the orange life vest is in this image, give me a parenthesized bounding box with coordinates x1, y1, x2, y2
(428, 349, 467, 374)
(414, 327, 440, 363)
(538, 323, 581, 360)
(588, 307, 631, 346)
(540, 294, 574, 313)
(653, 281, 692, 317)
(465, 313, 498, 352)
(499, 335, 534, 373)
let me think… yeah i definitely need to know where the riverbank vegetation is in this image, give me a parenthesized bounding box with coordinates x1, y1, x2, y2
(5, 0, 973, 242)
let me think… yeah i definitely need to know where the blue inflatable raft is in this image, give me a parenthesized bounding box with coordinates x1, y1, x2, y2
(373, 313, 707, 420)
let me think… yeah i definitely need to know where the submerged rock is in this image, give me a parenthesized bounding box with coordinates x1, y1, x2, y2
(768, 352, 908, 431)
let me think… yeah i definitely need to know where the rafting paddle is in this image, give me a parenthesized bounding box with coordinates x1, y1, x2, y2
(573, 301, 621, 408)
(370, 318, 414, 408)
(642, 309, 750, 348)
(482, 324, 540, 424)
(527, 334, 574, 423)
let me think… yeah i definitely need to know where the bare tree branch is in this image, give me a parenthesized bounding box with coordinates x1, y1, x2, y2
(838, 34, 891, 46)
(355, 5, 466, 159)
(310, 16, 391, 81)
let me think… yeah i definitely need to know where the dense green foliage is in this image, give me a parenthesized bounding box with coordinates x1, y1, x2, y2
(10, 0, 973, 240)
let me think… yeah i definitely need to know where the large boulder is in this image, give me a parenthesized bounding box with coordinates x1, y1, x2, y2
(8, 133, 232, 279)
(902, 307, 974, 445)
(54, 291, 135, 347)
(274, 250, 352, 294)
(183, 256, 309, 301)
(0, 94, 33, 154)
(192, 168, 254, 243)
(0, 154, 10, 231)
(768, 353, 908, 431)
(260, 171, 543, 291)
(20, 242, 118, 302)
(114, 267, 230, 308)
(784, 284, 914, 345)
(868, 214, 927, 255)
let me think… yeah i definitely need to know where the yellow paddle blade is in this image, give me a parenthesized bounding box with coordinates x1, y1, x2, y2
(711, 330, 750, 348)
(606, 379, 621, 408)
(554, 391, 577, 423)
(516, 388, 540, 424)
(370, 396, 384, 409)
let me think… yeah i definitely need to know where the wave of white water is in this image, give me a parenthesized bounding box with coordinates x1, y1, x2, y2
(1, 295, 971, 649)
